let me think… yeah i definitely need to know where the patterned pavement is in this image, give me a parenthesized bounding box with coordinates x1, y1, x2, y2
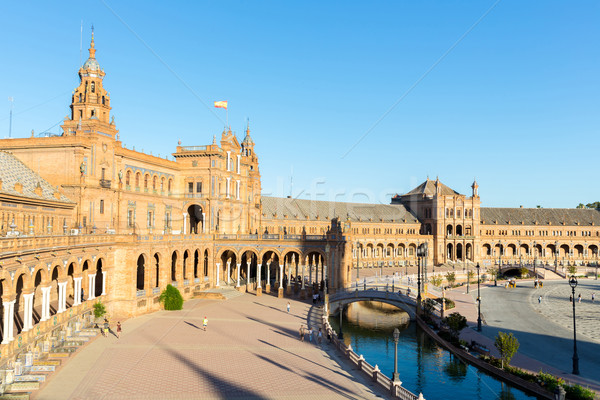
(34, 293, 386, 400)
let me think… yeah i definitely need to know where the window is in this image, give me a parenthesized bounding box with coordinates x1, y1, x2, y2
(136, 173, 140, 188)
(144, 175, 149, 189)
(153, 176, 157, 190)
(102, 96, 105, 105)
(188, 182, 194, 193)
(128, 210, 134, 227)
(196, 182, 202, 193)
(79, 93, 82, 102)
(91, 109, 95, 117)
(91, 82, 95, 93)
(126, 171, 131, 185)
(160, 178, 164, 191)
(82, 216, 87, 227)
(99, 200, 104, 214)
(168, 179, 172, 192)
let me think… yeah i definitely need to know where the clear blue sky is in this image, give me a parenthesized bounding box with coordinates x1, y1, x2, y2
(1, 1, 598, 208)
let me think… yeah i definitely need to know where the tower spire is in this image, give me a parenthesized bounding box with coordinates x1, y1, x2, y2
(89, 25, 96, 59)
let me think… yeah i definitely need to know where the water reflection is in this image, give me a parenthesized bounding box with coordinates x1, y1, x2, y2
(330, 301, 537, 400)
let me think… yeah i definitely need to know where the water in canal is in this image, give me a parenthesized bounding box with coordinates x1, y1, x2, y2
(329, 302, 538, 400)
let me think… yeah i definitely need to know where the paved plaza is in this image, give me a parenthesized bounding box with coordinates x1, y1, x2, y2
(447, 279, 600, 392)
(33, 292, 387, 400)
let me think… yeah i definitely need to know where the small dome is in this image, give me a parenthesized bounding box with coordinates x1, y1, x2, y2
(83, 57, 100, 71)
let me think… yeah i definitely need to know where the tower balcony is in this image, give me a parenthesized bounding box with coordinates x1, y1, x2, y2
(99, 179, 111, 189)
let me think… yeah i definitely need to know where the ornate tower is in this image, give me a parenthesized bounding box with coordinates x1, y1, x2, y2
(61, 29, 118, 138)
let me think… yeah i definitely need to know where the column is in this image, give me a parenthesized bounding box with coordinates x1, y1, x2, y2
(101, 271, 107, 295)
(73, 277, 82, 306)
(246, 260, 251, 291)
(286, 255, 293, 295)
(216, 263, 220, 287)
(22, 293, 34, 331)
(88, 274, 96, 301)
(278, 263, 284, 298)
(182, 213, 187, 234)
(256, 262, 262, 296)
(265, 262, 271, 293)
(58, 282, 68, 313)
(236, 263, 241, 287)
(226, 260, 231, 285)
(2, 300, 15, 344)
(300, 261, 306, 299)
(202, 213, 206, 233)
(41, 286, 51, 321)
(226, 177, 231, 198)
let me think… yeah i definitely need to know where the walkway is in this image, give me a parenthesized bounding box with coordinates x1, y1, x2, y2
(33, 292, 388, 400)
(445, 280, 600, 394)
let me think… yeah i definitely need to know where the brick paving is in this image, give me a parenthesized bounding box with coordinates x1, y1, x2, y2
(34, 292, 387, 400)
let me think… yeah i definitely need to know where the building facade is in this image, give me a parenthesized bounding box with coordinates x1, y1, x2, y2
(0, 34, 599, 365)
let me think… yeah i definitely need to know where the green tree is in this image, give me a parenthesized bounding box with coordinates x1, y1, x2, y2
(567, 265, 577, 275)
(430, 274, 443, 287)
(585, 201, 600, 209)
(159, 284, 184, 310)
(93, 301, 107, 319)
(494, 331, 520, 368)
(467, 270, 475, 284)
(445, 272, 456, 287)
(519, 267, 529, 278)
(576, 203, 585, 209)
(444, 312, 467, 340)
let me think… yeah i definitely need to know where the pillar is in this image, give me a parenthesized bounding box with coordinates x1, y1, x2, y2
(236, 263, 241, 287)
(246, 260, 251, 292)
(101, 271, 107, 296)
(41, 286, 51, 321)
(265, 262, 271, 293)
(182, 213, 187, 234)
(226, 260, 231, 285)
(2, 300, 15, 344)
(58, 281, 68, 313)
(22, 293, 34, 331)
(256, 262, 263, 296)
(278, 263, 284, 298)
(300, 262, 306, 299)
(286, 256, 293, 295)
(73, 277, 82, 306)
(216, 263, 220, 287)
(202, 213, 206, 233)
(88, 274, 96, 301)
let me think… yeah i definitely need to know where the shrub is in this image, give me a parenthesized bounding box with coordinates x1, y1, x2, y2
(519, 267, 529, 278)
(430, 274, 444, 287)
(93, 301, 107, 319)
(445, 272, 456, 286)
(159, 284, 184, 310)
(434, 297, 455, 310)
(567, 265, 577, 275)
(563, 383, 595, 400)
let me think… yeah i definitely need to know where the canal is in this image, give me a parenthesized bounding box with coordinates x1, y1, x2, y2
(329, 301, 538, 400)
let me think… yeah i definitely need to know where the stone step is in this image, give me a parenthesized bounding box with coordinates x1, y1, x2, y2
(47, 352, 70, 359)
(0, 391, 31, 399)
(3, 381, 39, 393)
(65, 336, 90, 342)
(33, 360, 60, 366)
(13, 375, 45, 382)
(77, 330, 98, 337)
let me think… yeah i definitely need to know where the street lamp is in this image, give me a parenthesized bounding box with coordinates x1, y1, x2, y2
(466, 263, 470, 294)
(392, 328, 400, 383)
(338, 304, 344, 340)
(476, 263, 482, 332)
(569, 276, 580, 375)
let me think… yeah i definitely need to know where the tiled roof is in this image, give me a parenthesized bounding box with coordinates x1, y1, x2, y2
(261, 196, 419, 223)
(403, 179, 460, 197)
(0, 151, 74, 204)
(480, 207, 600, 226)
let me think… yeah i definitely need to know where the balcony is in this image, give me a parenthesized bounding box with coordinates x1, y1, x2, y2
(99, 179, 111, 189)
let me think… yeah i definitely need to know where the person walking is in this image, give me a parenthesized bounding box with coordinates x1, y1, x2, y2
(538, 295, 542, 304)
(578, 293, 582, 303)
(287, 301, 290, 313)
(570, 294, 573, 303)
(299, 325, 305, 341)
(592, 293, 596, 303)
(317, 328, 323, 345)
(103, 318, 109, 337)
(203, 316, 208, 331)
(116, 322, 122, 339)
(308, 327, 313, 342)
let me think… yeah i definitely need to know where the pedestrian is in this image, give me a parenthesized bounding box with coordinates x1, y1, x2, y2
(317, 328, 323, 345)
(570, 294, 573, 303)
(116, 322, 122, 339)
(592, 293, 596, 302)
(81, 288, 85, 302)
(299, 325, 304, 341)
(103, 318, 109, 337)
(287, 301, 290, 313)
(538, 295, 542, 304)
(578, 293, 582, 303)
(203, 316, 208, 331)
(308, 327, 313, 342)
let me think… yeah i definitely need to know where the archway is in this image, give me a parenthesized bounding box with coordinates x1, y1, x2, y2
(171, 251, 178, 282)
(136, 255, 145, 291)
(194, 250, 199, 279)
(154, 253, 160, 288)
(203, 250, 209, 277)
(183, 250, 190, 280)
(446, 225, 453, 236)
(220, 250, 237, 285)
(447, 243, 453, 261)
(456, 225, 463, 236)
(456, 243, 463, 261)
(187, 205, 204, 234)
(95, 259, 104, 297)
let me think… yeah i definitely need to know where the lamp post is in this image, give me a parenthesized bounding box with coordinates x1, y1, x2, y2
(338, 304, 344, 340)
(392, 328, 400, 383)
(416, 244, 424, 308)
(356, 242, 361, 281)
(324, 244, 330, 315)
(569, 276, 580, 375)
(466, 263, 470, 294)
(476, 263, 482, 332)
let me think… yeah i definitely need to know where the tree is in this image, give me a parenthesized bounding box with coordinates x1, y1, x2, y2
(576, 203, 585, 209)
(430, 274, 444, 287)
(494, 331, 519, 368)
(159, 284, 184, 310)
(467, 270, 475, 284)
(587, 201, 600, 209)
(93, 301, 107, 319)
(519, 267, 529, 278)
(444, 312, 467, 340)
(567, 265, 577, 275)
(445, 272, 456, 287)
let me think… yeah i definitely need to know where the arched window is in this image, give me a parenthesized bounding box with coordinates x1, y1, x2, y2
(126, 170, 131, 185)
(102, 96, 105, 105)
(168, 179, 173, 193)
(152, 176, 157, 190)
(91, 82, 95, 93)
(135, 173, 140, 188)
(161, 177, 165, 191)
(79, 93, 82, 102)
(144, 175, 149, 189)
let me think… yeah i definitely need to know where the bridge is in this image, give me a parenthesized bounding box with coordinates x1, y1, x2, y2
(498, 263, 565, 278)
(329, 285, 420, 321)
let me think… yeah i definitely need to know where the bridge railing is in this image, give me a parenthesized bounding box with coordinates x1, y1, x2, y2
(321, 313, 423, 399)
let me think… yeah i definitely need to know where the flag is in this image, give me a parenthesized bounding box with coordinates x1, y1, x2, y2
(214, 101, 227, 109)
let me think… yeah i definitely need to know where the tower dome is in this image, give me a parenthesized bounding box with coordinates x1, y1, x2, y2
(82, 28, 100, 71)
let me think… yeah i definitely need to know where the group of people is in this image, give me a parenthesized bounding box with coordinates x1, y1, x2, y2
(569, 293, 595, 303)
(533, 279, 544, 288)
(101, 318, 122, 338)
(299, 325, 323, 344)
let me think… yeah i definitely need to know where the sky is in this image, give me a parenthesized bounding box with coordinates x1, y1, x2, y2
(0, 1, 599, 208)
